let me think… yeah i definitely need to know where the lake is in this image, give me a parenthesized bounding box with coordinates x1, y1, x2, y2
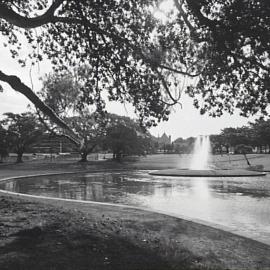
(0, 170, 270, 245)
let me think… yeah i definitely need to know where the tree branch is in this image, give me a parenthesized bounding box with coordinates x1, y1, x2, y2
(36, 107, 57, 134)
(158, 64, 200, 77)
(185, 0, 219, 29)
(156, 69, 180, 105)
(0, 0, 64, 28)
(174, 0, 195, 33)
(0, 69, 81, 146)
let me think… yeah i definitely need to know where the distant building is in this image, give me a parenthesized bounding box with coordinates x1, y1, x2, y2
(152, 132, 172, 153)
(157, 132, 171, 145)
(31, 134, 78, 154)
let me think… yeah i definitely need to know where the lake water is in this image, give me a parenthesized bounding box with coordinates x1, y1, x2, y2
(0, 170, 270, 245)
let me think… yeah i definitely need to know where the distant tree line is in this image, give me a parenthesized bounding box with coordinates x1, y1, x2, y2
(2, 111, 270, 163)
(211, 119, 270, 155)
(0, 112, 154, 163)
(156, 118, 270, 156)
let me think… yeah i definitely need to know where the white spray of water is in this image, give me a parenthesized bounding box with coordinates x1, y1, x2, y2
(189, 135, 211, 170)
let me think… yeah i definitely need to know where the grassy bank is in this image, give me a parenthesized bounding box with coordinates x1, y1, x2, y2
(0, 155, 270, 269)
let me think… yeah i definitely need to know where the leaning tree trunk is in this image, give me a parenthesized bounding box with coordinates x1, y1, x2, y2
(79, 151, 88, 162)
(115, 152, 122, 162)
(243, 153, 251, 166)
(16, 151, 23, 163)
(0, 70, 82, 147)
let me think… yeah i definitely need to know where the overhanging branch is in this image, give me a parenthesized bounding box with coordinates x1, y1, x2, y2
(0, 0, 64, 28)
(156, 69, 180, 106)
(174, 0, 195, 33)
(0, 69, 82, 146)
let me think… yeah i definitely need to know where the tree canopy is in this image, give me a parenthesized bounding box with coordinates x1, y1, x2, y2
(182, 0, 270, 117)
(0, 0, 192, 128)
(1, 112, 43, 162)
(0, 0, 269, 128)
(209, 117, 270, 154)
(0, 123, 9, 162)
(67, 112, 108, 162)
(104, 115, 152, 160)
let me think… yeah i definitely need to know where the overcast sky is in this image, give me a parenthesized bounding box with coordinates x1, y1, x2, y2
(0, 39, 256, 141)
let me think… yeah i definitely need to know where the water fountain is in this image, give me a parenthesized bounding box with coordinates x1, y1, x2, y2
(189, 135, 211, 170)
(150, 135, 265, 177)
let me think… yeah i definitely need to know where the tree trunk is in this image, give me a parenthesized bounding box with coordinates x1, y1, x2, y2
(115, 152, 122, 162)
(79, 151, 88, 162)
(243, 153, 251, 166)
(16, 152, 23, 163)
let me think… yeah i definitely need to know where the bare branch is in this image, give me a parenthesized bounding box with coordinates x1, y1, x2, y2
(156, 69, 180, 105)
(158, 64, 200, 77)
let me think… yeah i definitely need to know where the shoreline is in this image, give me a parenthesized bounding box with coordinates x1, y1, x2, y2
(1, 169, 269, 246)
(1, 158, 270, 269)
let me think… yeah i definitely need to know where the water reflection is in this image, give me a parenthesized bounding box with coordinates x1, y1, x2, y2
(0, 171, 270, 244)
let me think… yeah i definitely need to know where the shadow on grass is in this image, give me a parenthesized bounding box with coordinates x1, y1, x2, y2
(0, 224, 177, 270)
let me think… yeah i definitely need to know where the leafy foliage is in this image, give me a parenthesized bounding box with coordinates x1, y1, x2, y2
(0, 0, 195, 127)
(38, 72, 79, 116)
(67, 111, 107, 161)
(1, 112, 43, 162)
(104, 114, 151, 160)
(210, 117, 270, 154)
(179, 0, 270, 117)
(234, 144, 253, 165)
(0, 0, 269, 125)
(0, 124, 9, 161)
(234, 144, 253, 155)
(173, 136, 195, 154)
(210, 126, 255, 154)
(249, 118, 270, 147)
(39, 70, 111, 159)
